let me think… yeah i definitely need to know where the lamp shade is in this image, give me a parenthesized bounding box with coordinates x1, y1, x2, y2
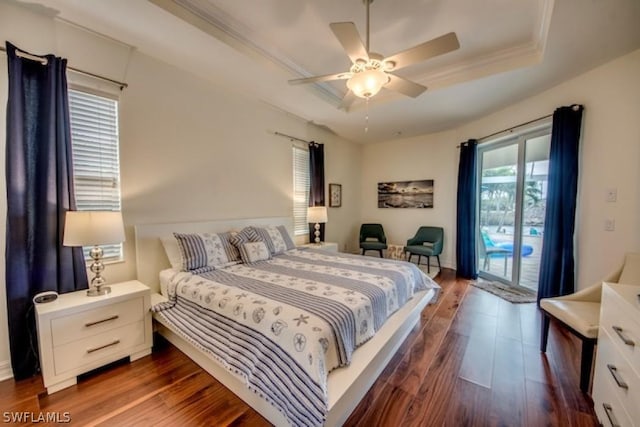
(346, 69, 389, 98)
(63, 211, 125, 246)
(307, 206, 328, 224)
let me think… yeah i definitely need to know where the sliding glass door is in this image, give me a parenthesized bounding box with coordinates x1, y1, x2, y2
(478, 126, 550, 290)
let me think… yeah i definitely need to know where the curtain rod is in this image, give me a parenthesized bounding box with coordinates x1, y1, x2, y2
(456, 113, 553, 148)
(0, 46, 129, 90)
(274, 131, 315, 145)
(460, 104, 582, 148)
(478, 113, 552, 143)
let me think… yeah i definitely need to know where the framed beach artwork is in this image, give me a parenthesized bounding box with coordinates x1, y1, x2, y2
(329, 183, 342, 207)
(378, 179, 434, 208)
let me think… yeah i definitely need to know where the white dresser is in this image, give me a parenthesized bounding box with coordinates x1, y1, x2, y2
(35, 280, 153, 394)
(593, 283, 640, 427)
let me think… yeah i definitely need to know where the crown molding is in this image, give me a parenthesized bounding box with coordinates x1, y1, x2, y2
(149, 0, 344, 105)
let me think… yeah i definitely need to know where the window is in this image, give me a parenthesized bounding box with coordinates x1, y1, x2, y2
(292, 146, 310, 235)
(68, 89, 123, 260)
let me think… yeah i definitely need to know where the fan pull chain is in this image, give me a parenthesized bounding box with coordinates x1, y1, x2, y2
(365, 97, 370, 133)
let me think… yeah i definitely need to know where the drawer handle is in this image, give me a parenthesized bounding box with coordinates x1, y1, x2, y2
(85, 315, 119, 328)
(606, 364, 629, 390)
(612, 326, 635, 347)
(86, 339, 120, 354)
(602, 403, 621, 427)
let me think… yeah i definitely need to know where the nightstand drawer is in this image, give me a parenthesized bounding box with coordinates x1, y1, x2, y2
(53, 320, 146, 375)
(51, 297, 144, 347)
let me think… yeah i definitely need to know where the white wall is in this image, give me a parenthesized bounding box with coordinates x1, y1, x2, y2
(111, 51, 362, 282)
(360, 130, 458, 267)
(362, 48, 640, 290)
(0, 2, 362, 376)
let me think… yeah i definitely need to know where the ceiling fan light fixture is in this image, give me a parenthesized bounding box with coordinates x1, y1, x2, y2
(346, 69, 388, 98)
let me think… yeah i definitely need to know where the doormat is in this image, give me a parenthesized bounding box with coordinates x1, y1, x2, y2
(472, 280, 536, 303)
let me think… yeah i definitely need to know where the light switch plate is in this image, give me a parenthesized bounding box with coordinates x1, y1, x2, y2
(605, 218, 615, 231)
(606, 188, 617, 202)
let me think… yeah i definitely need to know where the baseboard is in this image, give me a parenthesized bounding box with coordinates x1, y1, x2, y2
(0, 360, 13, 381)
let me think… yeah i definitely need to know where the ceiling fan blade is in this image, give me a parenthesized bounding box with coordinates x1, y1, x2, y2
(330, 22, 369, 63)
(384, 32, 460, 71)
(288, 72, 351, 85)
(385, 74, 427, 98)
(339, 90, 357, 111)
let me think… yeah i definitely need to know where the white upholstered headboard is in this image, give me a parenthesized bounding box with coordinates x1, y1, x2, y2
(134, 216, 293, 293)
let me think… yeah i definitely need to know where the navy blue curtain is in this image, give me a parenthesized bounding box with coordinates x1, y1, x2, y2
(5, 42, 88, 379)
(537, 105, 584, 302)
(308, 142, 325, 240)
(456, 139, 478, 279)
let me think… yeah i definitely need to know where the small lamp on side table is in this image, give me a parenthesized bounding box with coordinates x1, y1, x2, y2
(307, 206, 328, 245)
(63, 211, 125, 296)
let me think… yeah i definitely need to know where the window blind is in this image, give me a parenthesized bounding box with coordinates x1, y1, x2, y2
(292, 146, 310, 235)
(68, 89, 123, 260)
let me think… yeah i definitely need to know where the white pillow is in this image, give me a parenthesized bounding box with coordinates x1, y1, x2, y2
(161, 236, 182, 270)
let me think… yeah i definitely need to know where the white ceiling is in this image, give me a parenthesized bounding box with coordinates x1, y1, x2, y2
(22, 0, 640, 143)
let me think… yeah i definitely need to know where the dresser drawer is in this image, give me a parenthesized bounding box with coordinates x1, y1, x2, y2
(53, 320, 146, 375)
(594, 362, 634, 427)
(601, 287, 640, 374)
(594, 328, 640, 424)
(51, 297, 144, 347)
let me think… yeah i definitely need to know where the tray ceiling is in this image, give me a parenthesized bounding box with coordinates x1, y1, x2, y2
(19, 0, 640, 143)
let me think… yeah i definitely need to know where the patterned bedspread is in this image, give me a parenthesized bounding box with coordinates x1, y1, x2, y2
(152, 248, 440, 426)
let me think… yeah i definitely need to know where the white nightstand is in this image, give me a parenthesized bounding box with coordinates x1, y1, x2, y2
(35, 280, 153, 394)
(300, 242, 339, 252)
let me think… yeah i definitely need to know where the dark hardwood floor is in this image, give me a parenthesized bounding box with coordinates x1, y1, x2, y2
(0, 269, 598, 426)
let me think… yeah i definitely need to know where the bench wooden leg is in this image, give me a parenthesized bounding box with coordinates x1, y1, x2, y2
(540, 313, 550, 352)
(580, 339, 596, 393)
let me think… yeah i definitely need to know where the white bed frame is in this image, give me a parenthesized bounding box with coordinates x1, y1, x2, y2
(135, 217, 434, 426)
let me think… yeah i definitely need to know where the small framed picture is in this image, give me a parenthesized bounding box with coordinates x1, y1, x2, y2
(329, 183, 342, 207)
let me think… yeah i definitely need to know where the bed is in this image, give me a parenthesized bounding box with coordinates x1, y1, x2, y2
(135, 217, 439, 426)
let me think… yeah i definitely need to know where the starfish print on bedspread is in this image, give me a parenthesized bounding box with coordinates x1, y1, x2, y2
(293, 314, 309, 326)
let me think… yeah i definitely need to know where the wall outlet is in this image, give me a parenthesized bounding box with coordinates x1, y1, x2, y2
(605, 218, 615, 231)
(606, 188, 617, 202)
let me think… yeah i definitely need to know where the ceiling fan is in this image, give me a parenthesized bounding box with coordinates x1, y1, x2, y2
(288, 0, 460, 109)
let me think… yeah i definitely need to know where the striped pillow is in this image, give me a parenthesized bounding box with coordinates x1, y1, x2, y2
(173, 232, 240, 273)
(228, 226, 261, 248)
(253, 225, 296, 255)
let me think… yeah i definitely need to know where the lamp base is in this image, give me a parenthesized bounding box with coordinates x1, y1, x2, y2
(87, 286, 111, 297)
(87, 245, 110, 297)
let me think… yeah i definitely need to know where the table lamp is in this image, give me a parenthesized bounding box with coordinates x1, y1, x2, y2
(307, 206, 328, 245)
(63, 211, 125, 296)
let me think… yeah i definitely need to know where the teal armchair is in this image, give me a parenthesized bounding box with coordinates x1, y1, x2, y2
(404, 226, 443, 273)
(359, 224, 388, 257)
